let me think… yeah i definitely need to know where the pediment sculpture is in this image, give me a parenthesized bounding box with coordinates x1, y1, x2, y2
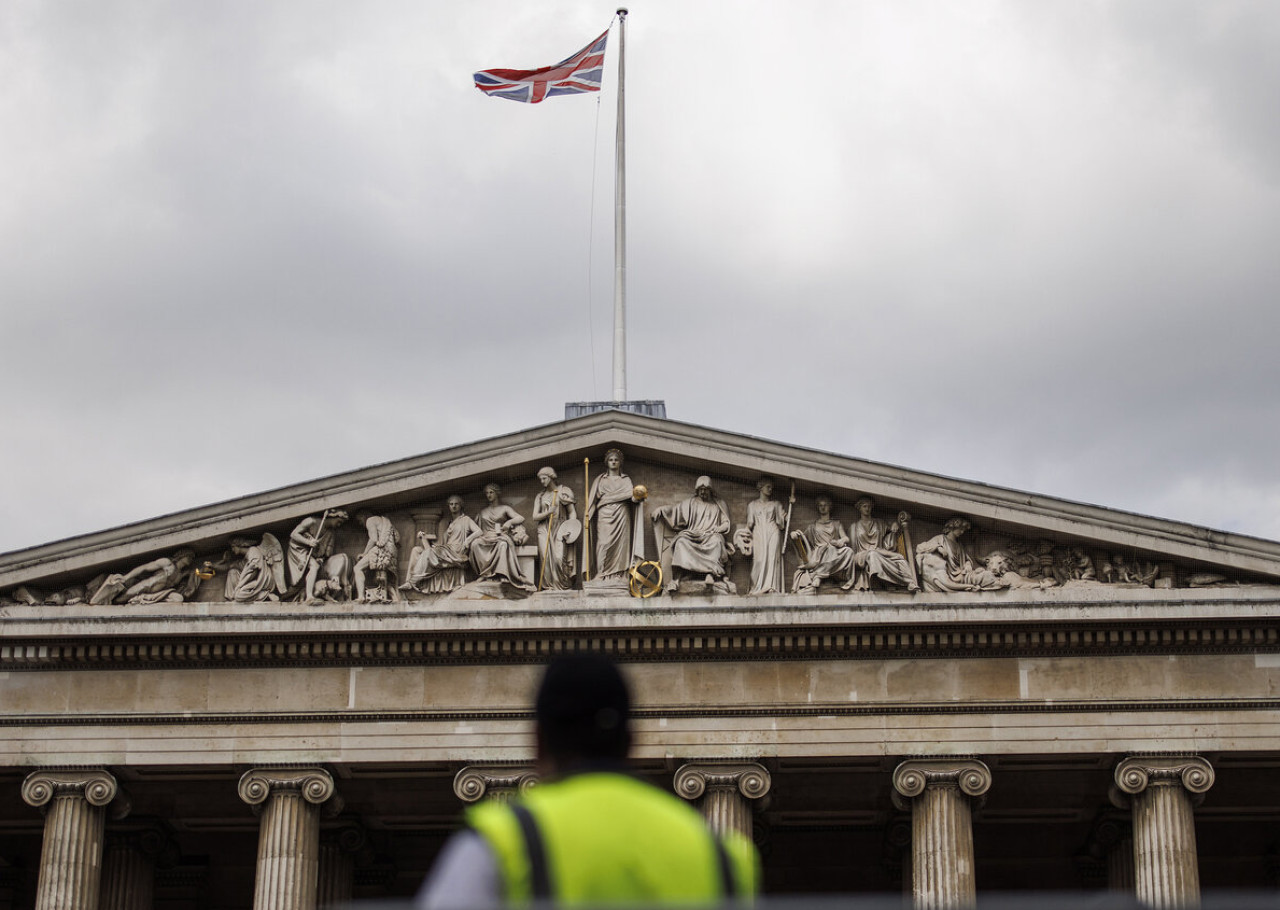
(1, 431, 1270, 608)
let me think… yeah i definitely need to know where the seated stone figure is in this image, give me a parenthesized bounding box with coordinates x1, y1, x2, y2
(848, 497, 918, 592)
(791, 494, 855, 594)
(402, 495, 481, 594)
(653, 476, 733, 593)
(468, 483, 535, 591)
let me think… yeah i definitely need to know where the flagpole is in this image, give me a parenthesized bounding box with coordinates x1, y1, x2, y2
(612, 8, 628, 402)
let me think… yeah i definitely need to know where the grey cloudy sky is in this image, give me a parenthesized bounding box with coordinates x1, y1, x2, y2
(3, 0, 1279, 553)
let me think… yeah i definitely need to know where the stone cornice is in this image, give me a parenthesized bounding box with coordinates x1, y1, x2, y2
(2, 595, 1278, 671)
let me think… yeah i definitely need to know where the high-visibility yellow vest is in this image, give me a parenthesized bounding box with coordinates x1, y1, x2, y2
(467, 772, 760, 905)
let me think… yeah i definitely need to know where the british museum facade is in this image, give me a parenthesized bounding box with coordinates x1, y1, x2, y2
(3, 410, 1280, 908)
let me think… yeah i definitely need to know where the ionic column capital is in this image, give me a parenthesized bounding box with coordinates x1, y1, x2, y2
(238, 768, 338, 810)
(673, 762, 772, 802)
(1114, 755, 1214, 801)
(321, 821, 368, 854)
(23, 769, 119, 809)
(892, 758, 992, 801)
(453, 766, 539, 803)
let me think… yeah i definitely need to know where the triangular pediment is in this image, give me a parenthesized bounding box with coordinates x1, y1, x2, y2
(4, 411, 1280, 606)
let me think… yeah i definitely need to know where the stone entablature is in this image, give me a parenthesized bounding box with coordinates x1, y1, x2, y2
(3, 592, 1278, 671)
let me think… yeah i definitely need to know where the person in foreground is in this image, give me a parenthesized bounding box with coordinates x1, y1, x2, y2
(417, 654, 761, 907)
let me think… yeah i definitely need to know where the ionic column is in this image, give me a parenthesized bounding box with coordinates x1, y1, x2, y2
(101, 824, 174, 910)
(673, 762, 772, 840)
(238, 767, 340, 910)
(892, 758, 991, 909)
(453, 766, 538, 805)
(21, 769, 120, 910)
(317, 823, 367, 909)
(1113, 755, 1214, 908)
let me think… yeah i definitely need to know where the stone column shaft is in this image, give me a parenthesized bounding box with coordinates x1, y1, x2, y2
(673, 762, 771, 840)
(22, 770, 119, 910)
(317, 823, 367, 909)
(1114, 756, 1214, 909)
(101, 843, 152, 910)
(1108, 835, 1136, 893)
(239, 768, 338, 910)
(893, 759, 991, 910)
(100, 824, 173, 910)
(316, 845, 353, 909)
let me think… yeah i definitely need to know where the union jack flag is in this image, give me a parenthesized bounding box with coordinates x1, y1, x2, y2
(473, 29, 609, 104)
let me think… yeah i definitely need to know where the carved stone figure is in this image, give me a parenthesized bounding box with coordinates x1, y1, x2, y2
(791, 495, 856, 594)
(229, 533, 286, 604)
(45, 585, 87, 606)
(219, 537, 255, 601)
(89, 549, 200, 605)
(653, 476, 733, 593)
(532, 467, 579, 591)
(915, 518, 1006, 593)
(401, 496, 480, 595)
(743, 477, 786, 595)
(353, 513, 401, 603)
(288, 510, 349, 604)
(1069, 547, 1097, 581)
(468, 483, 535, 590)
(585, 449, 639, 579)
(849, 498, 919, 592)
(312, 554, 353, 602)
(1101, 554, 1159, 587)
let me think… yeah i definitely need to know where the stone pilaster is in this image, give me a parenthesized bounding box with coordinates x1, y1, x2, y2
(101, 824, 174, 910)
(892, 758, 992, 910)
(317, 822, 367, 909)
(1113, 755, 1214, 908)
(673, 762, 772, 840)
(22, 769, 119, 910)
(238, 767, 339, 910)
(453, 766, 538, 804)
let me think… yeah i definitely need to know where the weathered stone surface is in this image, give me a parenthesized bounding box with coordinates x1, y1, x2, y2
(893, 759, 991, 909)
(673, 761, 771, 839)
(1113, 755, 1214, 908)
(239, 768, 339, 910)
(22, 769, 119, 910)
(453, 766, 539, 804)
